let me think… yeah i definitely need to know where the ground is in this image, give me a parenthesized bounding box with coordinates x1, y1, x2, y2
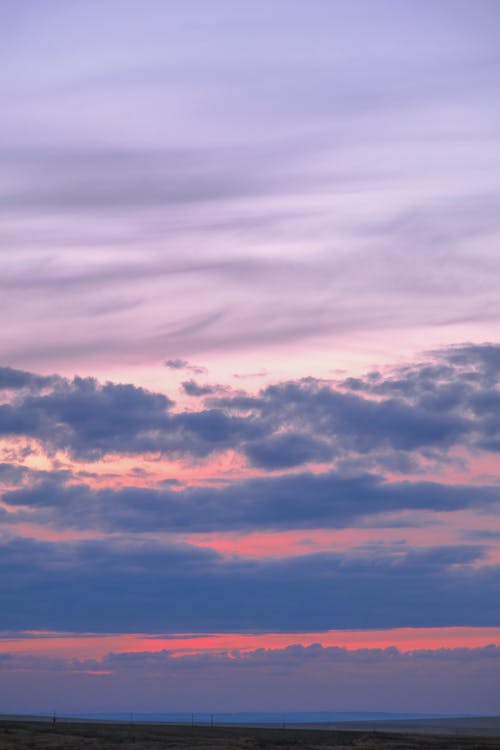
(0, 721, 498, 750)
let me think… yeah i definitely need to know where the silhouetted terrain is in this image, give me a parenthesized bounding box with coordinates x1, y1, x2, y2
(0, 719, 499, 750)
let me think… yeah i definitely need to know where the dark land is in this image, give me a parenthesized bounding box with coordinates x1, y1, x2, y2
(0, 719, 499, 750)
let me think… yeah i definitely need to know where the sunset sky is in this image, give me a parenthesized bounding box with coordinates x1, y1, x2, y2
(1, 1, 499, 716)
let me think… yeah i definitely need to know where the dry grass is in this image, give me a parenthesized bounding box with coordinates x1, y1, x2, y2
(0, 720, 498, 750)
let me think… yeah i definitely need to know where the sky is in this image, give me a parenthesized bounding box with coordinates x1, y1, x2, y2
(0, 0, 499, 716)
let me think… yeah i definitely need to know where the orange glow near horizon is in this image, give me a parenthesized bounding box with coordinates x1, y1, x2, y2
(1, 627, 499, 661)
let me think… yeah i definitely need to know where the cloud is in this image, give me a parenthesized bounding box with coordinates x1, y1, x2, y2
(164, 359, 207, 374)
(2, 643, 500, 675)
(84, 643, 500, 674)
(1, 0, 499, 378)
(0, 462, 33, 485)
(181, 380, 226, 397)
(0, 366, 60, 391)
(0, 144, 298, 216)
(0, 344, 498, 465)
(244, 433, 332, 469)
(0, 535, 498, 633)
(2, 642, 499, 715)
(3, 468, 499, 533)
(0, 375, 178, 460)
(0, 372, 256, 461)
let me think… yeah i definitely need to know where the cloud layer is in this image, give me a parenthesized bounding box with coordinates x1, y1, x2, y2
(0, 344, 498, 465)
(1, 3, 499, 370)
(0, 343, 498, 642)
(0, 534, 498, 633)
(1, 643, 499, 714)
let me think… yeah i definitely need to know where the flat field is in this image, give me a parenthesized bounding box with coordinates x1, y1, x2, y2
(0, 720, 499, 750)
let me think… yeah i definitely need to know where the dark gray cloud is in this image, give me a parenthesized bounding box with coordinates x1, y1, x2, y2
(181, 380, 226, 397)
(0, 535, 497, 632)
(0, 375, 176, 460)
(82, 644, 500, 676)
(0, 344, 498, 464)
(2, 643, 499, 675)
(233, 343, 499, 464)
(164, 359, 206, 374)
(342, 343, 500, 397)
(0, 366, 60, 391)
(0, 462, 71, 488)
(0, 371, 260, 461)
(0, 462, 32, 485)
(3, 470, 498, 533)
(254, 382, 469, 453)
(244, 433, 332, 469)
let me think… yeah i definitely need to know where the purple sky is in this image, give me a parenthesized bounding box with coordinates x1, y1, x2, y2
(0, 1, 499, 715)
